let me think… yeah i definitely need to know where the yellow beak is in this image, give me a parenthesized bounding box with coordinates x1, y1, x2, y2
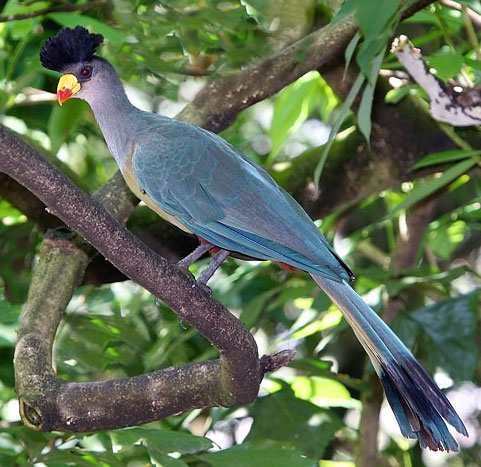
(57, 74, 81, 105)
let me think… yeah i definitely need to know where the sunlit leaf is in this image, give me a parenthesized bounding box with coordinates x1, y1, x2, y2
(358, 48, 385, 142)
(246, 388, 343, 459)
(385, 157, 479, 219)
(393, 292, 479, 381)
(314, 73, 365, 186)
(199, 445, 317, 467)
(428, 220, 466, 260)
(47, 99, 88, 155)
(413, 149, 481, 169)
(291, 375, 355, 409)
(384, 84, 415, 104)
(48, 13, 125, 44)
(291, 309, 343, 339)
(267, 72, 323, 163)
(111, 427, 212, 454)
(427, 51, 464, 81)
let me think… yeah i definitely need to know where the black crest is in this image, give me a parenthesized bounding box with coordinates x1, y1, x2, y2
(40, 26, 104, 72)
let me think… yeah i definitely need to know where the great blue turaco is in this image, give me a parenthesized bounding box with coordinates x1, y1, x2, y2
(40, 26, 467, 451)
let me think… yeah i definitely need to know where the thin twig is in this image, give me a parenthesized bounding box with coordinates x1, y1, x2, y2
(440, 0, 481, 28)
(461, 3, 481, 60)
(0, 1, 107, 23)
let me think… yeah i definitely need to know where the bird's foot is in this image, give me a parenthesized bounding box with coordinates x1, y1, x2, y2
(177, 264, 195, 280)
(177, 242, 213, 269)
(194, 281, 213, 297)
(197, 249, 230, 285)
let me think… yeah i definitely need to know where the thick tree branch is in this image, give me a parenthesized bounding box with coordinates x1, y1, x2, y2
(177, 14, 359, 131)
(0, 126, 294, 431)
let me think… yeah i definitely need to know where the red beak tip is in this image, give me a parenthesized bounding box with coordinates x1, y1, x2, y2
(57, 89, 73, 105)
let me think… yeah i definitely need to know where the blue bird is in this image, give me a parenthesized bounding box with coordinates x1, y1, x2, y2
(40, 26, 468, 451)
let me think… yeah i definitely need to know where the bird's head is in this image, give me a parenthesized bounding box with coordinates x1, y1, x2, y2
(40, 26, 115, 105)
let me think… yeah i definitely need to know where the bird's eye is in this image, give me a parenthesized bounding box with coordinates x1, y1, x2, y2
(80, 66, 91, 77)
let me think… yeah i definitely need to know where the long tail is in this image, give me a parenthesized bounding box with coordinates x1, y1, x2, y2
(312, 274, 468, 452)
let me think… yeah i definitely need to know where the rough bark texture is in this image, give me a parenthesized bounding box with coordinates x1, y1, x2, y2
(2, 126, 274, 431)
(177, 15, 359, 131)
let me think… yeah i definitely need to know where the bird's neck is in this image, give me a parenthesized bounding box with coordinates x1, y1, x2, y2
(87, 87, 141, 168)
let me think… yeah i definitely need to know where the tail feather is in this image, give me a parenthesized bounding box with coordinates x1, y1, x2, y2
(312, 274, 467, 452)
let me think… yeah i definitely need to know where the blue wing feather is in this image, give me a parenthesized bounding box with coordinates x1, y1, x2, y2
(132, 118, 351, 281)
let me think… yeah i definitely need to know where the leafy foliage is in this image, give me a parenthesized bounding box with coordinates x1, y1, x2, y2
(0, 0, 480, 466)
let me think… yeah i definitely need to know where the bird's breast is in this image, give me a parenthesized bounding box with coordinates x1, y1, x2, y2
(123, 149, 192, 233)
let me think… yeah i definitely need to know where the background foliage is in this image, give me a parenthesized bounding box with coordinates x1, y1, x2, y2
(1, 0, 480, 466)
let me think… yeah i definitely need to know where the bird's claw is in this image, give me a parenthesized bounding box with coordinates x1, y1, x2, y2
(195, 281, 212, 296)
(177, 264, 195, 280)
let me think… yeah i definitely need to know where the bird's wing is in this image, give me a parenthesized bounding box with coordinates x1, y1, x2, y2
(132, 120, 350, 281)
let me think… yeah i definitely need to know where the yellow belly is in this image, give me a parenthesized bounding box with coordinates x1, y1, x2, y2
(123, 153, 192, 234)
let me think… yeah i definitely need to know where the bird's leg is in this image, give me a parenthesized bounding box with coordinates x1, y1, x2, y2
(177, 241, 214, 269)
(198, 249, 230, 285)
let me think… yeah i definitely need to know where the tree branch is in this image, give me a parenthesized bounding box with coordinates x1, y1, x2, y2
(177, 14, 359, 131)
(0, 126, 292, 431)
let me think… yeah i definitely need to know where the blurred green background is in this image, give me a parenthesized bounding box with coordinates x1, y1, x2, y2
(1, 1, 480, 466)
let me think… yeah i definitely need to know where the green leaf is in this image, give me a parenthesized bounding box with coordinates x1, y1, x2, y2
(350, 0, 402, 77)
(427, 51, 464, 81)
(240, 288, 279, 328)
(385, 266, 470, 296)
(314, 73, 365, 186)
(110, 427, 212, 454)
(428, 220, 466, 260)
(2, 1, 46, 39)
(267, 72, 322, 163)
(0, 291, 20, 325)
(358, 48, 385, 142)
(413, 149, 481, 169)
(147, 449, 189, 467)
(320, 461, 355, 467)
(353, 0, 402, 37)
(289, 359, 333, 374)
(291, 309, 343, 339)
(48, 99, 88, 154)
(291, 376, 356, 409)
(398, 292, 479, 381)
(344, 32, 361, 76)
(48, 13, 125, 44)
(246, 388, 343, 459)
(199, 445, 317, 467)
(384, 84, 414, 104)
(384, 157, 479, 219)
(464, 57, 481, 71)
(38, 448, 123, 467)
(289, 359, 364, 392)
(0, 324, 16, 347)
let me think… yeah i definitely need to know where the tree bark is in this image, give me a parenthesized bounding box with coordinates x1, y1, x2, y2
(0, 125, 296, 431)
